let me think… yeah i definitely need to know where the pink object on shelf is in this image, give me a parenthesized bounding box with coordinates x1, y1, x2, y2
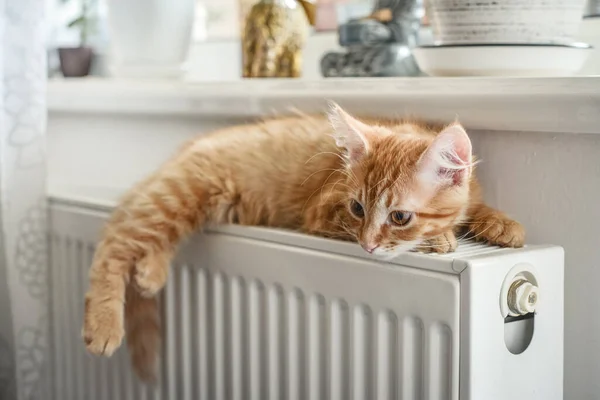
(315, 0, 348, 32)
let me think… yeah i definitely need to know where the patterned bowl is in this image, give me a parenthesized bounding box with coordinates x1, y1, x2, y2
(426, 0, 587, 45)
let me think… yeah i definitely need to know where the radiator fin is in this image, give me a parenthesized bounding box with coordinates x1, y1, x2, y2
(287, 288, 306, 400)
(230, 276, 245, 400)
(376, 310, 397, 399)
(212, 271, 227, 400)
(267, 284, 284, 400)
(330, 299, 350, 400)
(195, 268, 209, 400)
(427, 323, 453, 400)
(247, 279, 264, 400)
(402, 316, 424, 400)
(308, 294, 326, 400)
(352, 304, 373, 400)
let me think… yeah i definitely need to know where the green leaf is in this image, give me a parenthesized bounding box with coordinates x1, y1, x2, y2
(67, 15, 86, 28)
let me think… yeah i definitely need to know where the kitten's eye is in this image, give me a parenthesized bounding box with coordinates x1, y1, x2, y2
(350, 199, 365, 218)
(390, 211, 413, 226)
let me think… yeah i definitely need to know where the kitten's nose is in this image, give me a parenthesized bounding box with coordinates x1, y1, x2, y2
(361, 243, 379, 254)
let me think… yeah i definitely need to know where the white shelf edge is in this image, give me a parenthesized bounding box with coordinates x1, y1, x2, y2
(47, 77, 600, 134)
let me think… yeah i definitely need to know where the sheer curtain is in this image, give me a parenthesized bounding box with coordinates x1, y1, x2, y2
(0, 0, 49, 398)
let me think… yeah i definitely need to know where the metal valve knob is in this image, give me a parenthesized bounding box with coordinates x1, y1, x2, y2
(507, 279, 539, 316)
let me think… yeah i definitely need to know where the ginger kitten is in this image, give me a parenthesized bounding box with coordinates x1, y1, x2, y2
(83, 104, 524, 381)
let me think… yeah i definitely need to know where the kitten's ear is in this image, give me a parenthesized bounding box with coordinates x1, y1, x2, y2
(328, 102, 373, 162)
(417, 124, 473, 187)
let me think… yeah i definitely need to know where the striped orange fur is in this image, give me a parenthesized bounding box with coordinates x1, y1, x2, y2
(82, 104, 524, 381)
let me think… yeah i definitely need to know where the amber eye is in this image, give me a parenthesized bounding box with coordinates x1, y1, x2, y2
(350, 199, 365, 218)
(390, 211, 413, 226)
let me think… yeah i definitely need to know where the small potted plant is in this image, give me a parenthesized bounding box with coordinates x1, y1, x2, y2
(58, 0, 96, 77)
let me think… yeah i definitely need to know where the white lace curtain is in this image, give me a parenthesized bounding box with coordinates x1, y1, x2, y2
(0, 0, 49, 398)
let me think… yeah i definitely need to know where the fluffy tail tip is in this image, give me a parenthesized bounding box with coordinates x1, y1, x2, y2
(125, 290, 161, 384)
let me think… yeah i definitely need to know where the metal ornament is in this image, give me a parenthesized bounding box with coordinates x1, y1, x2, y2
(321, 0, 424, 77)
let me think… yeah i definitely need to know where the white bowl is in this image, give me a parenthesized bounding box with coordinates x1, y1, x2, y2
(427, 0, 587, 44)
(413, 43, 592, 77)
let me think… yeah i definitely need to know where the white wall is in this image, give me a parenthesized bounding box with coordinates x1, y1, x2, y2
(48, 113, 600, 400)
(47, 113, 229, 194)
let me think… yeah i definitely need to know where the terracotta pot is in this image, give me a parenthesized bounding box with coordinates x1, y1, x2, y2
(58, 47, 93, 77)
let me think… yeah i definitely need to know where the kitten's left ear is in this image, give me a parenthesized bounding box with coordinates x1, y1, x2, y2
(328, 102, 374, 162)
(417, 124, 473, 187)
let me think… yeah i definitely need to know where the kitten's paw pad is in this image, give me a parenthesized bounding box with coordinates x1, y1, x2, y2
(134, 254, 169, 297)
(417, 231, 458, 254)
(472, 218, 525, 248)
(83, 295, 124, 356)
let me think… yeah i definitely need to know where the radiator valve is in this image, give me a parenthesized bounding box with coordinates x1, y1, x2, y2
(507, 279, 539, 316)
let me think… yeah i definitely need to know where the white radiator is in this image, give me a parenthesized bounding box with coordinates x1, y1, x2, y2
(48, 198, 564, 400)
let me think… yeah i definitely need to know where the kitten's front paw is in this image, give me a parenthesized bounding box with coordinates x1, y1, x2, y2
(417, 231, 458, 254)
(470, 216, 525, 248)
(83, 293, 124, 356)
(134, 252, 169, 297)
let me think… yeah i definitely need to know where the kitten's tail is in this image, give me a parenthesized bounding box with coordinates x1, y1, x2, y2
(125, 287, 161, 382)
